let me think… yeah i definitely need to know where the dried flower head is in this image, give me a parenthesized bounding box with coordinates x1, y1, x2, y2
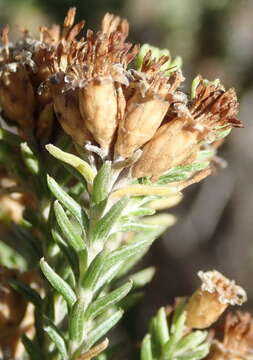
(0, 8, 85, 138)
(132, 78, 241, 179)
(185, 270, 247, 330)
(115, 54, 185, 158)
(207, 312, 253, 360)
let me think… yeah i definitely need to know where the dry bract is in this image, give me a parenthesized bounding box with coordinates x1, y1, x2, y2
(207, 312, 253, 360)
(185, 270, 247, 329)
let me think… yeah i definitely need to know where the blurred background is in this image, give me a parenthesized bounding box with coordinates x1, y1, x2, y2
(1, 0, 253, 352)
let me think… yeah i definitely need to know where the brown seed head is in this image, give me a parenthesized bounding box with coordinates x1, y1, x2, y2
(185, 271, 247, 330)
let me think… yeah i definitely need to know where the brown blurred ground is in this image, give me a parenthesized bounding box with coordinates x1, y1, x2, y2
(1, 0, 253, 343)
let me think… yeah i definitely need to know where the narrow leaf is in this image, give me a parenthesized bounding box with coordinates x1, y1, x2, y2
(54, 200, 85, 252)
(141, 334, 153, 360)
(156, 307, 169, 346)
(47, 175, 88, 231)
(85, 281, 132, 321)
(130, 267, 155, 289)
(92, 197, 128, 243)
(44, 318, 68, 360)
(20, 142, 39, 175)
(82, 250, 108, 292)
(46, 144, 95, 184)
(85, 309, 123, 350)
(69, 297, 89, 344)
(92, 162, 111, 204)
(106, 237, 154, 268)
(40, 258, 76, 306)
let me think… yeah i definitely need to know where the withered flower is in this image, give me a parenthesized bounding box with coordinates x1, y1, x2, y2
(0, 8, 85, 138)
(207, 312, 253, 360)
(48, 13, 138, 149)
(115, 53, 185, 158)
(185, 270, 247, 330)
(132, 78, 241, 179)
(76, 14, 138, 150)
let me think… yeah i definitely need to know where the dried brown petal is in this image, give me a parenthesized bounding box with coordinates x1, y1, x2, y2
(185, 271, 247, 330)
(191, 78, 242, 134)
(207, 312, 253, 360)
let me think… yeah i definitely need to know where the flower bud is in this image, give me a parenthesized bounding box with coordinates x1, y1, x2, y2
(132, 116, 200, 179)
(79, 78, 118, 149)
(207, 311, 253, 360)
(185, 270, 247, 330)
(0, 65, 35, 129)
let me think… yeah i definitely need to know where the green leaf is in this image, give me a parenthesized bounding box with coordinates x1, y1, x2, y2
(54, 200, 85, 252)
(92, 197, 128, 243)
(40, 258, 76, 307)
(92, 161, 111, 204)
(85, 281, 133, 321)
(69, 297, 89, 344)
(85, 309, 123, 350)
(106, 237, 154, 268)
(20, 142, 39, 175)
(157, 162, 209, 185)
(124, 207, 156, 217)
(141, 334, 153, 360)
(46, 144, 95, 184)
(191, 75, 201, 99)
(82, 250, 108, 292)
(118, 291, 144, 310)
(9, 279, 42, 308)
(51, 227, 80, 279)
(44, 317, 68, 360)
(47, 175, 88, 231)
(163, 311, 186, 357)
(119, 222, 159, 233)
(176, 331, 208, 354)
(130, 267, 155, 289)
(156, 307, 169, 347)
(93, 262, 123, 294)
